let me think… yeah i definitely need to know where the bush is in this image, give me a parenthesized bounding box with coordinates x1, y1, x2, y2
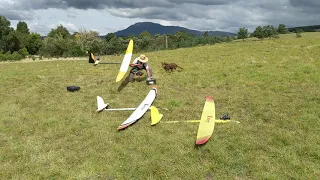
(11, 51, 23, 61)
(296, 29, 303, 38)
(18, 47, 29, 58)
(296, 33, 302, 38)
(0, 54, 5, 61)
(62, 52, 69, 58)
(68, 44, 86, 57)
(0, 51, 24, 61)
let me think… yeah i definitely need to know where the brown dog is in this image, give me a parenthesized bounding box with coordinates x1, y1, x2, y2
(161, 62, 183, 72)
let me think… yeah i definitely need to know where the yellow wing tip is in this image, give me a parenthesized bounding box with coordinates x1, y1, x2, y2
(196, 136, 211, 145)
(126, 39, 134, 54)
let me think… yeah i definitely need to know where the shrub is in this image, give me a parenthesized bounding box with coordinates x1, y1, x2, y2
(18, 47, 29, 58)
(296, 33, 302, 38)
(296, 29, 303, 38)
(0, 54, 5, 61)
(11, 51, 23, 61)
(0, 51, 23, 61)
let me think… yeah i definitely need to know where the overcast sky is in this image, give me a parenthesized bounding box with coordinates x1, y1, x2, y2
(1, 0, 319, 35)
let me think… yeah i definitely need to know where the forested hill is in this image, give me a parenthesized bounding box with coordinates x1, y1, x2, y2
(114, 22, 237, 37)
(288, 25, 320, 32)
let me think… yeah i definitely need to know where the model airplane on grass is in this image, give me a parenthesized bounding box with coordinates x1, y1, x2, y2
(88, 52, 121, 65)
(96, 96, 168, 112)
(88, 39, 134, 82)
(96, 86, 159, 130)
(150, 96, 240, 145)
(96, 91, 240, 145)
(89, 39, 155, 86)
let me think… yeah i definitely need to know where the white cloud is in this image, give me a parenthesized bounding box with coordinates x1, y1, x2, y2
(158, 20, 173, 26)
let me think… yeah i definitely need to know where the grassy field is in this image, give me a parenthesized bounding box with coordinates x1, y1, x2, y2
(1, 32, 319, 179)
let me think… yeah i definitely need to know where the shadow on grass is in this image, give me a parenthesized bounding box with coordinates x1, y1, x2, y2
(117, 74, 146, 92)
(117, 74, 131, 92)
(194, 142, 208, 149)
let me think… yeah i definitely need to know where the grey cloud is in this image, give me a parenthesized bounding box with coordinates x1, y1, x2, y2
(289, 0, 320, 13)
(29, 24, 51, 35)
(1, 10, 25, 20)
(0, 10, 35, 20)
(67, 12, 78, 19)
(290, 0, 320, 8)
(108, 7, 189, 21)
(13, 0, 173, 10)
(169, 0, 239, 6)
(6, 0, 239, 11)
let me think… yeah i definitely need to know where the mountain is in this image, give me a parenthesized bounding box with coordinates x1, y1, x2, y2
(114, 22, 236, 37)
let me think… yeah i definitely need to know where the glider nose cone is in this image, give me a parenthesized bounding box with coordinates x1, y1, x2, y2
(152, 85, 158, 93)
(205, 96, 214, 102)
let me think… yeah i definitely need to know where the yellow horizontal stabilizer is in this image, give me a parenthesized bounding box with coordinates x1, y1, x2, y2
(151, 106, 163, 125)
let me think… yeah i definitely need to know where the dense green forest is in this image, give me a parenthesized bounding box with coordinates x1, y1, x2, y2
(288, 25, 320, 33)
(0, 15, 308, 61)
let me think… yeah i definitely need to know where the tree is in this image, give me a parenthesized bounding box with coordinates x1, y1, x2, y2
(6, 31, 22, 52)
(73, 29, 103, 54)
(27, 33, 43, 55)
(47, 25, 71, 39)
(171, 30, 193, 48)
(0, 16, 15, 52)
(203, 31, 209, 37)
(137, 31, 153, 50)
(139, 31, 153, 39)
(252, 26, 264, 39)
(14, 21, 31, 50)
(41, 35, 69, 57)
(105, 33, 116, 42)
(16, 21, 30, 34)
(42, 25, 72, 57)
(237, 27, 248, 41)
(104, 35, 127, 55)
(277, 24, 288, 34)
(262, 25, 278, 38)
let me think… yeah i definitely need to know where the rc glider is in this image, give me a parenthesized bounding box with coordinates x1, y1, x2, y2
(151, 96, 240, 145)
(88, 52, 121, 65)
(96, 86, 159, 130)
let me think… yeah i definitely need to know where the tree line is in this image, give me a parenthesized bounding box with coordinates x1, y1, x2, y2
(0, 15, 306, 61)
(237, 24, 304, 41)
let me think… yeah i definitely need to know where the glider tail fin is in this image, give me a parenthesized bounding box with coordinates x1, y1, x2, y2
(96, 96, 109, 112)
(89, 52, 100, 66)
(89, 52, 95, 63)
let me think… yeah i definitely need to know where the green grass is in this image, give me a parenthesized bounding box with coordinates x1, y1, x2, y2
(1, 32, 320, 179)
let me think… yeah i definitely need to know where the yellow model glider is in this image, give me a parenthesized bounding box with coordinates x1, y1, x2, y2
(150, 96, 240, 145)
(116, 39, 134, 82)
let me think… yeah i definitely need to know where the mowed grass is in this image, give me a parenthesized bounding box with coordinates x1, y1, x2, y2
(1, 32, 320, 179)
